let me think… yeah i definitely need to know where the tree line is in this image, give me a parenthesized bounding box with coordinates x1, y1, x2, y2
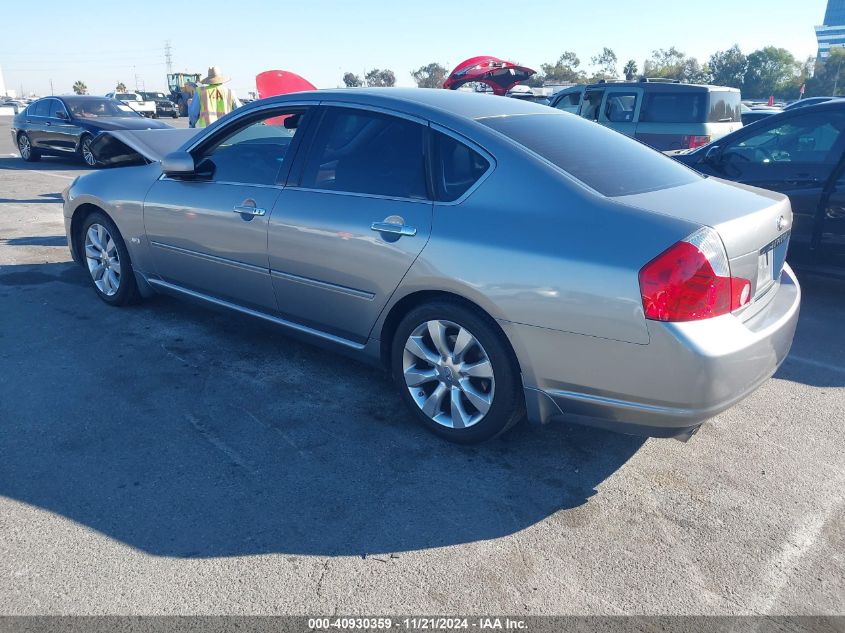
(72, 44, 845, 100)
(342, 45, 845, 100)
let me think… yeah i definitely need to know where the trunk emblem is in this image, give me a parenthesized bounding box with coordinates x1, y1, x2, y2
(777, 216, 787, 232)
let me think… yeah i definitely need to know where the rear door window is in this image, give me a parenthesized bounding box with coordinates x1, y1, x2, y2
(432, 131, 490, 202)
(640, 92, 707, 123)
(604, 92, 638, 122)
(300, 107, 428, 200)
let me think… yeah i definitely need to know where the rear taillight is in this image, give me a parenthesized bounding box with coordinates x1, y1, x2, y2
(686, 135, 711, 149)
(639, 227, 751, 322)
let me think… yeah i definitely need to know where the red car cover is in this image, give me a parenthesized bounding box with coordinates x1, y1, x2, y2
(443, 56, 536, 95)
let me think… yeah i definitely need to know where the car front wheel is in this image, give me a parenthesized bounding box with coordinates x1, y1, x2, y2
(391, 301, 524, 444)
(79, 136, 97, 167)
(18, 133, 40, 162)
(80, 212, 138, 306)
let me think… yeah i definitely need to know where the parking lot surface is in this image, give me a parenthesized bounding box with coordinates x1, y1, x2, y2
(0, 117, 843, 615)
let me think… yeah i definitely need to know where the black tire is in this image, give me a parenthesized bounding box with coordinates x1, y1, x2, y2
(79, 211, 138, 306)
(78, 135, 97, 167)
(172, 113, 178, 119)
(18, 133, 40, 162)
(391, 300, 525, 444)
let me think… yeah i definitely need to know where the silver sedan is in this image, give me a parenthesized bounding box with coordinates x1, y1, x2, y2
(63, 89, 800, 444)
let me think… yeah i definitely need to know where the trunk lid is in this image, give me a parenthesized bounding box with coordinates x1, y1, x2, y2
(615, 176, 792, 311)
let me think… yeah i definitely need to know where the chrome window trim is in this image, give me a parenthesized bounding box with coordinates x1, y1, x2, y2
(281, 185, 431, 205)
(429, 122, 497, 207)
(270, 269, 375, 301)
(318, 101, 429, 126)
(157, 175, 284, 189)
(149, 240, 268, 274)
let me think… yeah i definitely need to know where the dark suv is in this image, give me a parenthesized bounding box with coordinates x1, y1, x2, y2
(139, 92, 179, 118)
(549, 80, 743, 150)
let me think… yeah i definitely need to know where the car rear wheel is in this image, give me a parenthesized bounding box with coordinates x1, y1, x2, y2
(18, 133, 40, 162)
(79, 136, 97, 167)
(391, 301, 524, 444)
(80, 212, 138, 306)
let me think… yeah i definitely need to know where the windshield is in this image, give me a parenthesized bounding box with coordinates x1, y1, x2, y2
(141, 92, 167, 99)
(480, 112, 700, 197)
(64, 98, 142, 118)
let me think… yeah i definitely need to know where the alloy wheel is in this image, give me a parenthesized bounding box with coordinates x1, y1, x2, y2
(18, 135, 30, 160)
(81, 138, 96, 166)
(402, 319, 495, 429)
(84, 224, 121, 296)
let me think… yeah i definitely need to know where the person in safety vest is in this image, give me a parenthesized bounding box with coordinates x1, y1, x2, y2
(189, 66, 242, 128)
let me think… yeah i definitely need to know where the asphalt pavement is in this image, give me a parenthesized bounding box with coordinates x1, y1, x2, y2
(0, 116, 843, 616)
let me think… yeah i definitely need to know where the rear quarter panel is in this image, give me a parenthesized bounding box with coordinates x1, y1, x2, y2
(379, 139, 701, 347)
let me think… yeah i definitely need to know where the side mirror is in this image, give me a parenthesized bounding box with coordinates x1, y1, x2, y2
(56, 110, 68, 120)
(161, 151, 196, 177)
(704, 144, 722, 164)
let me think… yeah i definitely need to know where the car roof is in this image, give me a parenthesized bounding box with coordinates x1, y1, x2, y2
(582, 81, 739, 92)
(251, 88, 552, 123)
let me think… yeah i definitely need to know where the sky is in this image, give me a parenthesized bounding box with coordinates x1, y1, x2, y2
(0, 0, 829, 98)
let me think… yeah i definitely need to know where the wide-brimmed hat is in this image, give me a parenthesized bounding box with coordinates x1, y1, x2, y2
(201, 66, 230, 85)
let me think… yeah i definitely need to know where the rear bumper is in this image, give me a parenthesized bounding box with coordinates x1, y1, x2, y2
(508, 264, 801, 437)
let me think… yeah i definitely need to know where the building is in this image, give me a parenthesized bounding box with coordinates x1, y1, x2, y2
(816, 0, 845, 60)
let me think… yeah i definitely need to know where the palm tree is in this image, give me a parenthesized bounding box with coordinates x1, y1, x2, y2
(115, 82, 127, 92)
(72, 81, 88, 95)
(623, 60, 638, 81)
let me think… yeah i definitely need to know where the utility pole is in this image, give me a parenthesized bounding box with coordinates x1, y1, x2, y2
(165, 40, 173, 75)
(49, 78, 53, 95)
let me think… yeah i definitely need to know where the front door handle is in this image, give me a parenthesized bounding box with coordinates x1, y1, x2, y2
(371, 221, 416, 237)
(233, 202, 266, 216)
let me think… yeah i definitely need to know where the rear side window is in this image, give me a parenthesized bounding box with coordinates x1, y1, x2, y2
(300, 107, 428, 200)
(33, 100, 49, 117)
(433, 131, 490, 202)
(480, 113, 700, 197)
(640, 92, 706, 123)
(554, 91, 581, 114)
(604, 92, 638, 122)
(708, 91, 742, 123)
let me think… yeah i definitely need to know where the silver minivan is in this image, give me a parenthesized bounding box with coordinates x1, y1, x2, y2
(549, 80, 743, 150)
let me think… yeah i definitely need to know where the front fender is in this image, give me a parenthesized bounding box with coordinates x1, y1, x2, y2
(63, 164, 161, 277)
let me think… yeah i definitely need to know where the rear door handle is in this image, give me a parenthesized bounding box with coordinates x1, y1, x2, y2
(371, 222, 416, 237)
(233, 204, 266, 216)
